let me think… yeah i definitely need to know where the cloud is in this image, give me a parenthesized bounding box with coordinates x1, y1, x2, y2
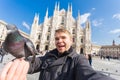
(92, 19, 103, 27)
(92, 8, 96, 11)
(22, 21, 30, 30)
(109, 29, 120, 34)
(81, 13, 91, 24)
(92, 41, 97, 44)
(112, 13, 120, 20)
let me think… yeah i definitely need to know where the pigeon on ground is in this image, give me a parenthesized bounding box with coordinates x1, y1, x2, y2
(2, 24, 37, 63)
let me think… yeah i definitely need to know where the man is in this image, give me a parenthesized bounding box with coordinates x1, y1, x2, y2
(0, 28, 115, 80)
(86, 54, 92, 66)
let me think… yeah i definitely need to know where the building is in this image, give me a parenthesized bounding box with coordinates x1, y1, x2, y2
(30, 3, 91, 54)
(0, 20, 7, 46)
(91, 44, 101, 55)
(98, 40, 120, 59)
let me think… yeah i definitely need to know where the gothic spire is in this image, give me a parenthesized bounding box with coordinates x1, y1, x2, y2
(33, 13, 39, 24)
(78, 10, 80, 21)
(70, 3, 72, 12)
(68, 3, 72, 12)
(86, 20, 90, 29)
(44, 8, 49, 24)
(57, 2, 60, 11)
(67, 3, 70, 12)
(55, 2, 57, 11)
(77, 10, 81, 29)
(113, 40, 115, 46)
(45, 8, 48, 18)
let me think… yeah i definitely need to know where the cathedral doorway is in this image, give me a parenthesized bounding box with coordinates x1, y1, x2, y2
(36, 44, 40, 52)
(45, 45, 48, 51)
(80, 48, 84, 54)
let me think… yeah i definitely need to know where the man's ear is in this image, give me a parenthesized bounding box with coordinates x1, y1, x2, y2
(70, 38, 73, 43)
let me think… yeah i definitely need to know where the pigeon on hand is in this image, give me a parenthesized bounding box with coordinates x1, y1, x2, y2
(2, 24, 37, 63)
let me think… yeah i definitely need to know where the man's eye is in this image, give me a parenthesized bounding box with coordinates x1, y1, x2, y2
(61, 36, 66, 39)
(55, 38, 59, 40)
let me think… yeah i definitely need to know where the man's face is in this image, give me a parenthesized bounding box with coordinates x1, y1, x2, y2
(55, 32, 73, 54)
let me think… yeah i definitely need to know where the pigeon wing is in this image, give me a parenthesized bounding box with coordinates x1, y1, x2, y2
(25, 38, 36, 62)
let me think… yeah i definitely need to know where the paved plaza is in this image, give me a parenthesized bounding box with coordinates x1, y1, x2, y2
(0, 54, 120, 80)
(92, 57, 120, 80)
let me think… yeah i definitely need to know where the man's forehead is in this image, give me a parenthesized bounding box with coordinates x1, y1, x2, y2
(55, 32, 69, 36)
(55, 31, 72, 38)
(55, 32, 71, 39)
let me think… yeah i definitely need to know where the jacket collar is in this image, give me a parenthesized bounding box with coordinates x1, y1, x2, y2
(47, 46, 77, 59)
(42, 47, 78, 68)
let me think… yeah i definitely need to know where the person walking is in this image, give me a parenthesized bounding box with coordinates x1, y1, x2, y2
(88, 54, 92, 66)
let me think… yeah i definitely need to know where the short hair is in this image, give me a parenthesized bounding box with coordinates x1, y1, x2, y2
(55, 28, 72, 38)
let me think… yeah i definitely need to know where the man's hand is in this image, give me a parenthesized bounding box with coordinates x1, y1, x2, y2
(0, 58, 29, 80)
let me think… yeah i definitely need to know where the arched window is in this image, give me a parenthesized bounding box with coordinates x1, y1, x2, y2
(48, 27, 51, 32)
(47, 35, 49, 40)
(73, 37, 75, 42)
(61, 16, 64, 25)
(72, 29, 75, 34)
(38, 35, 40, 40)
(81, 38, 83, 43)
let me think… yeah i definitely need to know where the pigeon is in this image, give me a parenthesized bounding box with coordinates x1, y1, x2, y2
(2, 24, 37, 63)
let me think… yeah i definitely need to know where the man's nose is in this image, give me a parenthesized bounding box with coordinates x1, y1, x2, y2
(58, 38, 63, 42)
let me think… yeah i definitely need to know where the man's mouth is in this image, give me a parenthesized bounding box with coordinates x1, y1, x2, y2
(58, 45, 65, 48)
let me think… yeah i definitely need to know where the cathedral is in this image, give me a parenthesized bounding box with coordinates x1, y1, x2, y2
(0, 3, 120, 58)
(30, 3, 92, 54)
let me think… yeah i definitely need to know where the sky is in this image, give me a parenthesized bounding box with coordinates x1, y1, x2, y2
(0, 0, 120, 45)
